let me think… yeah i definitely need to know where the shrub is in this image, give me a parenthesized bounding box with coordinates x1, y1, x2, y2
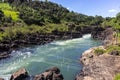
(106, 45, 120, 53)
(0, 3, 12, 10)
(3, 10, 19, 21)
(114, 74, 120, 80)
(0, 3, 20, 21)
(94, 48, 106, 55)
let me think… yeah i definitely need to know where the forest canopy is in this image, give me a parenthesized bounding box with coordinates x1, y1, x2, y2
(0, 0, 120, 41)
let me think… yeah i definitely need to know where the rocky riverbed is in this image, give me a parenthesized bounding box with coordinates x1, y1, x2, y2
(0, 67, 63, 80)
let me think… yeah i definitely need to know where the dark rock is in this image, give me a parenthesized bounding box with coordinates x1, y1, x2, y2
(0, 44, 10, 52)
(110, 50, 120, 56)
(0, 52, 10, 60)
(10, 68, 29, 80)
(53, 73, 64, 80)
(34, 74, 44, 80)
(91, 27, 105, 40)
(47, 67, 60, 74)
(34, 67, 64, 80)
(81, 26, 93, 34)
(92, 27, 115, 46)
(0, 31, 84, 60)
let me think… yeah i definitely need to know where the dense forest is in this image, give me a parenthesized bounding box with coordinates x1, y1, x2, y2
(0, 0, 120, 41)
(0, 1, 120, 80)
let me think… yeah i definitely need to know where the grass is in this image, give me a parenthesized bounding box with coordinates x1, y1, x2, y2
(114, 74, 120, 80)
(0, 3, 20, 21)
(94, 48, 106, 55)
(106, 45, 120, 53)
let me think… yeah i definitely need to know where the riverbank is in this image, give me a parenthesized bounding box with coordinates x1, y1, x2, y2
(0, 31, 82, 60)
(76, 27, 120, 80)
(76, 46, 120, 80)
(0, 25, 107, 60)
(0, 34, 101, 80)
(0, 27, 115, 80)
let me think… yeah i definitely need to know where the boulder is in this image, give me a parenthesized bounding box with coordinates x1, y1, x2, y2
(0, 78, 4, 80)
(110, 50, 120, 56)
(47, 67, 60, 74)
(53, 73, 64, 80)
(34, 74, 44, 80)
(10, 68, 29, 80)
(34, 67, 64, 80)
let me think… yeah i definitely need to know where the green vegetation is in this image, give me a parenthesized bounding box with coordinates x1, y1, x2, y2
(0, 0, 119, 43)
(94, 48, 106, 55)
(106, 45, 120, 54)
(0, 23, 68, 41)
(3, 10, 19, 21)
(0, 3, 19, 21)
(0, 3, 12, 10)
(114, 74, 120, 80)
(0, 1, 106, 27)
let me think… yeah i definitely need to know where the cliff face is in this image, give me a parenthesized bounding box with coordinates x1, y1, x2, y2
(91, 27, 116, 46)
(76, 46, 120, 80)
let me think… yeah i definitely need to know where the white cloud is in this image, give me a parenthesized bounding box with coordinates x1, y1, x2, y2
(67, 7, 70, 10)
(108, 9, 117, 13)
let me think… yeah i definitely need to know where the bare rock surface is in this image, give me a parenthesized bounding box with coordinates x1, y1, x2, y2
(76, 46, 120, 80)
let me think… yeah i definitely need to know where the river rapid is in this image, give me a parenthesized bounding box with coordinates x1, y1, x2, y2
(0, 34, 101, 80)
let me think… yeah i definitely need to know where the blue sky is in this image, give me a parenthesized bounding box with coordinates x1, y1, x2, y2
(49, 0, 120, 17)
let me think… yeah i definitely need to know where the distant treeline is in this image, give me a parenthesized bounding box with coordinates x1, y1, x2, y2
(0, 0, 120, 41)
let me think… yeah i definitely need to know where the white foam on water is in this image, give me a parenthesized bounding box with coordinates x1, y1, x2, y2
(82, 34, 91, 39)
(51, 34, 91, 46)
(49, 47, 58, 50)
(30, 58, 45, 62)
(51, 38, 82, 46)
(0, 34, 101, 80)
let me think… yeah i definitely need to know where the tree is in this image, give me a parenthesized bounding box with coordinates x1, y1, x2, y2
(116, 12, 120, 20)
(0, 10, 4, 24)
(91, 15, 104, 26)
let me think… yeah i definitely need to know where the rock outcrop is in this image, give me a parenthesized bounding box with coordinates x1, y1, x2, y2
(34, 67, 64, 80)
(8, 67, 63, 80)
(10, 68, 29, 80)
(76, 46, 120, 80)
(0, 78, 4, 80)
(91, 27, 116, 45)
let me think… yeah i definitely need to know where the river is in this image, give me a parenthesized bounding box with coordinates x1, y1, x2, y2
(0, 34, 101, 80)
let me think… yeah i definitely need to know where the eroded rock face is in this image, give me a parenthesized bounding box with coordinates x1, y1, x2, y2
(91, 27, 116, 46)
(10, 68, 29, 80)
(76, 46, 120, 80)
